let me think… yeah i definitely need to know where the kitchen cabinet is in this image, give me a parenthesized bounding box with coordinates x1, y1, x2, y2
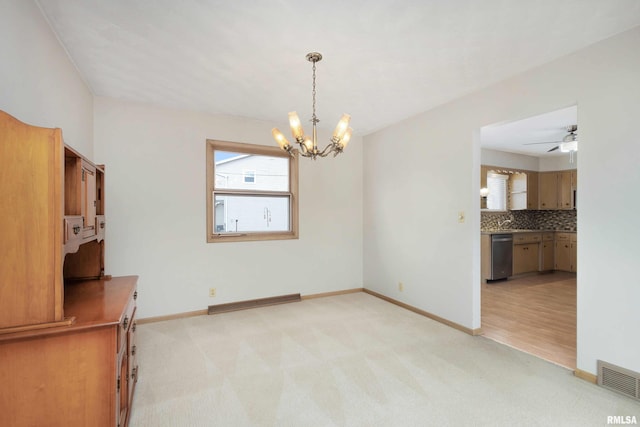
(540, 232, 554, 271)
(558, 170, 573, 209)
(555, 232, 577, 272)
(539, 172, 558, 209)
(512, 233, 541, 275)
(539, 170, 576, 210)
(0, 110, 139, 426)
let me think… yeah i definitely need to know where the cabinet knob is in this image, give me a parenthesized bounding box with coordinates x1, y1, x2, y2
(100, 221, 105, 229)
(134, 291, 138, 300)
(73, 225, 80, 235)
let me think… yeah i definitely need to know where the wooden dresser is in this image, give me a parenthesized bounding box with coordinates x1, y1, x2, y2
(0, 110, 139, 426)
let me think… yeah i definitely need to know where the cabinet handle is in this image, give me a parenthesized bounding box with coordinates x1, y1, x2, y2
(131, 366, 138, 381)
(123, 316, 129, 330)
(73, 225, 80, 235)
(132, 322, 137, 333)
(134, 291, 138, 301)
(131, 345, 137, 356)
(100, 221, 105, 229)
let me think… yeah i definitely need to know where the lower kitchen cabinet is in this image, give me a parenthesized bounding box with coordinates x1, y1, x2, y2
(513, 243, 540, 275)
(540, 233, 555, 271)
(0, 276, 139, 427)
(555, 233, 577, 272)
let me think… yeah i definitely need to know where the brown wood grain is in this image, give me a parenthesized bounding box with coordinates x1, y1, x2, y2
(481, 271, 576, 368)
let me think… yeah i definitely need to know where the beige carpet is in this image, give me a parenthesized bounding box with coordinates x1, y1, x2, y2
(130, 292, 639, 426)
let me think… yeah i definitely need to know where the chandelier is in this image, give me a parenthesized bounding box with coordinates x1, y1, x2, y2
(272, 52, 353, 159)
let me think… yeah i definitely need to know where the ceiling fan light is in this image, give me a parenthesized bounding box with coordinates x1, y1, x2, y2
(560, 140, 578, 152)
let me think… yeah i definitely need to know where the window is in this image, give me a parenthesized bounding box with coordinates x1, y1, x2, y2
(243, 170, 256, 184)
(486, 172, 508, 211)
(206, 139, 298, 242)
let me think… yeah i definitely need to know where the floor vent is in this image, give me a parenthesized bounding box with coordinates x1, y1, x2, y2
(597, 360, 640, 401)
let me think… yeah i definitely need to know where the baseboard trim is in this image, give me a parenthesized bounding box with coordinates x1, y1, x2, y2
(301, 288, 364, 300)
(208, 293, 301, 315)
(574, 368, 597, 384)
(137, 309, 208, 325)
(363, 288, 481, 336)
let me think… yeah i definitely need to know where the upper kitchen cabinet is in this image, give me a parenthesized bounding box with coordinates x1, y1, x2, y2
(539, 170, 576, 210)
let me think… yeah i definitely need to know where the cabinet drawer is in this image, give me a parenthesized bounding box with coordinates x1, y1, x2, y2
(555, 232, 572, 242)
(64, 216, 84, 243)
(118, 291, 137, 351)
(513, 233, 541, 244)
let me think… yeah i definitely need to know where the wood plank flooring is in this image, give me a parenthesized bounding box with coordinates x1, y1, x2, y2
(481, 271, 576, 369)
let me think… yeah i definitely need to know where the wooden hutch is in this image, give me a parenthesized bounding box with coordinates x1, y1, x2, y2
(0, 110, 139, 427)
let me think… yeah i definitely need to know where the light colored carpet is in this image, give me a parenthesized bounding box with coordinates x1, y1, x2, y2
(130, 292, 639, 426)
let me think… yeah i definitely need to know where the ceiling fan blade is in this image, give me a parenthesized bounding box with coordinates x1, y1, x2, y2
(523, 141, 561, 145)
(547, 146, 560, 152)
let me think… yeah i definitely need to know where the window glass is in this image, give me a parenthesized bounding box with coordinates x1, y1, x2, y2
(214, 151, 288, 191)
(214, 195, 290, 233)
(206, 140, 298, 242)
(486, 172, 508, 211)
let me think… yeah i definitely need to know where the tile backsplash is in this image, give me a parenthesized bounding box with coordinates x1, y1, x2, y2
(481, 209, 576, 231)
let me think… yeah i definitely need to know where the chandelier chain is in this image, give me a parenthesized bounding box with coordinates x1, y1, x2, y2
(311, 60, 318, 124)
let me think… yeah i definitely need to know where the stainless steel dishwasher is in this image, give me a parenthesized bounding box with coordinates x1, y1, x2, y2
(489, 234, 513, 281)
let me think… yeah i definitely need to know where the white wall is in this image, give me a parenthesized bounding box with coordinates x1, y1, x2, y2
(364, 27, 640, 375)
(481, 149, 539, 171)
(0, 1, 93, 157)
(94, 97, 363, 319)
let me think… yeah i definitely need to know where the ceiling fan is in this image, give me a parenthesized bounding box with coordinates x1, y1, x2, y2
(524, 125, 578, 152)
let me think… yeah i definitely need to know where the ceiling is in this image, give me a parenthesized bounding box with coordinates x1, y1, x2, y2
(36, 1, 640, 138)
(481, 105, 578, 158)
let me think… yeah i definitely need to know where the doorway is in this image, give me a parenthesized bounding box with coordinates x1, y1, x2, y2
(478, 105, 578, 369)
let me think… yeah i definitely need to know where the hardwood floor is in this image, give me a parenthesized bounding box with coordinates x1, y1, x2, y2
(481, 271, 576, 369)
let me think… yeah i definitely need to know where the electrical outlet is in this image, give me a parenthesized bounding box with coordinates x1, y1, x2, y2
(398, 282, 404, 292)
(209, 288, 216, 297)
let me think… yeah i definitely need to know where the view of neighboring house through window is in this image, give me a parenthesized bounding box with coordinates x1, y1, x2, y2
(206, 140, 298, 242)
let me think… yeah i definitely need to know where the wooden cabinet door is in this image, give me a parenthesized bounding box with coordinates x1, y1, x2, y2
(539, 172, 558, 209)
(527, 171, 538, 209)
(558, 171, 573, 210)
(570, 235, 577, 272)
(541, 241, 554, 271)
(513, 243, 539, 275)
(555, 238, 571, 271)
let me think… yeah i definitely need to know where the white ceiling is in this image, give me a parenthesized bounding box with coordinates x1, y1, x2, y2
(37, 1, 640, 140)
(481, 105, 578, 158)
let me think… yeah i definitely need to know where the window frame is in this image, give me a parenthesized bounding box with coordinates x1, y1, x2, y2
(206, 139, 299, 243)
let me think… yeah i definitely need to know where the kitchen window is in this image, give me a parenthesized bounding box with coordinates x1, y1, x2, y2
(486, 172, 508, 211)
(206, 139, 298, 242)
